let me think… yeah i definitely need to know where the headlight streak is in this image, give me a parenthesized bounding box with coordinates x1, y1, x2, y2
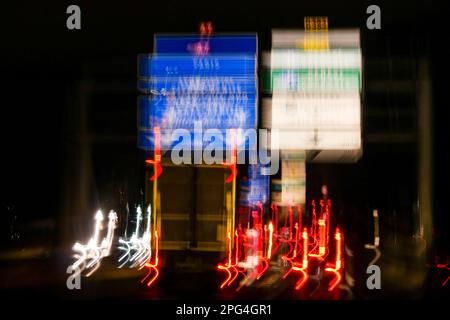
(117, 205, 152, 269)
(69, 209, 118, 278)
(115, 206, 158, 287)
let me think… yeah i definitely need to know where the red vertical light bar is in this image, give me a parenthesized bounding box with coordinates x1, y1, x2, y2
(311, 200, 317, 239)
(325, 228, 343, 291)
(224, 128, 237, 183)
(297, 205, 302, 235)
(142, 230, 160, 287)
(288, 206, 293, 240)
(218, 232, 233, 289)
(267, 222, 274, 259)
(309, 219, 326, 258)
(326, 199, 331, 246)
(145, 126, 162, 181)
(292, 228, 309, 290)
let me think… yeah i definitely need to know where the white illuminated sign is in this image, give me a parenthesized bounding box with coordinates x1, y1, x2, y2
(267, 93, 361, 129)
(264, 29, 363, 161)
(270, 49, 362, 70)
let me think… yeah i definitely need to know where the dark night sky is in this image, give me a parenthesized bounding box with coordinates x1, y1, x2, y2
(0, 0, 448, 235)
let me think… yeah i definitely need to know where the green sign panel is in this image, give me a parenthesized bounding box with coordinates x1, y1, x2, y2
(262, 69, 360, 93)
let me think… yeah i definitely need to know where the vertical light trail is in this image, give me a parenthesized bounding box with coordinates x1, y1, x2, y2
(218, 232, 233, 289)
(92, 210, 103, 246)
(292, 228, 309, 290)
(325, 228, 343, 291)
(267, 222, 273, 259)
(142, 230, 160, 287)
(309, 219, 326, 259)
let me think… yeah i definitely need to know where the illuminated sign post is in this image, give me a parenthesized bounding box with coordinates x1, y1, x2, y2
(262, 22, 361, 286)
(138, 30, 258, 288)
(263, 18, 362, 162)
(259, 18, 357, 292)
(137, 35, 258, 151)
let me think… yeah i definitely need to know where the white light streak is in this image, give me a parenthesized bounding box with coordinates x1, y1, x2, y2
(69, 209, 118, 277)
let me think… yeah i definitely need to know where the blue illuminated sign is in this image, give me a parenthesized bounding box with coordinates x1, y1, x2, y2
(154, 35, 257, 54)
(137, 34, 258, 152)
(247, 164, 270, 205)
(138, 94, 257, 130)
(138, 55, 256, 78)
(138, 76, 257, 95)
(239, 164, 270, 205)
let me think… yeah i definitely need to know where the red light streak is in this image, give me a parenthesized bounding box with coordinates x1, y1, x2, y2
(325, 228, 343, 291)
(227, 230, 241, 286)
(223, 129, 237, 183)
(224, 163, 238, 184)
(443, 277, 450, 287)
(325, 268, 341, 292)
(216, 192, 346, 294)
(218, 231, 242, 289)
(218, 265, 232, 289)
(199, 21, 214, 36)
(323, 199, 331, 246)
(267, 222, 273, 259)
(435, 258, 450, 287)
(256, 258, 269, 280)
(311, 200, 317, 239)
(218, 232, 233, 289)
(293, 222, 299, 258)
(235, 230, 240, 266)
(297, 205, 302, 235)
(289, 206, 294, 240)
(145, 127, 162, 181)
(271, 204, 279, 233)
(141, 230, 160, 287)
(309, 219, 326, 259)
(292, 228, 309, 290)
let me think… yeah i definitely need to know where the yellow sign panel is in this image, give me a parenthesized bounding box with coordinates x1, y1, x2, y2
(303, 16, 329, 50)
